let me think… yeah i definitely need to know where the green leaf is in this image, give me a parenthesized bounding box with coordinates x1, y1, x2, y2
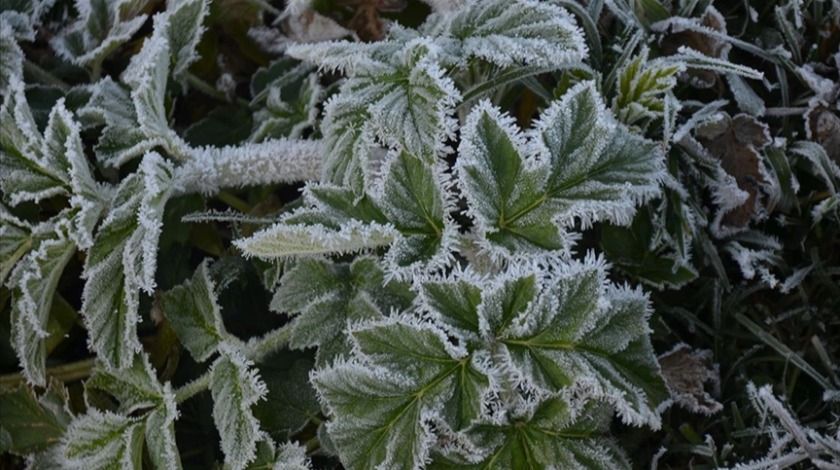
(0, 380, 72, 455)
(254, 357, 320, 439)
(85, 354, 163, 414)
(160, 259, 229, 362)
(81, 153, 176, 369)
(0, 20, 23, 96)
(379, 151, 451, 271)
(210, 348, 268, 470)
(236, 220, 397, 259)
(78, 77, 155, 168)
(313, 320, 489, 470)
(185, 105, 253, 147)
(160, 0, 209, 82)
(273, 257, 414, 356)
(61, 409, 145, 470)
(445, 0, 587, 67)
(431, 398, 630, 470)
(458, 82, 663, 258)
(420, 277, 482, 341)
(613, 47, 682, 130)
(9, 232, 76, 386)
(144, 386, 183, 470)
(0, 204, 31, 285)
(494, 259, 667, 427)
(251, 74, 321, 142)
(247, 439, 310, 470)
(52, 0, 150, 68)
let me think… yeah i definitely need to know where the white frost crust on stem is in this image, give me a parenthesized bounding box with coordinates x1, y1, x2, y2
(176, 139, 324, 195)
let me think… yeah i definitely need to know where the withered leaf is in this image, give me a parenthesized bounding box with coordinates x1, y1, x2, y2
(696, 113, 773, 230)
(659, 344, 722, 416)
(660, 6, 731, 88)
(806, 106, 840, 164)
(338, 0, 408, 41)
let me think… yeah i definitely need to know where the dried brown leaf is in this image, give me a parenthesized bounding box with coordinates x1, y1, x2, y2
(697, 113, 773, 229)
(659, 344, 722, 416)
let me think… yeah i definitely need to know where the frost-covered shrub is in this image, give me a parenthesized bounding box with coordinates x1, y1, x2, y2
(1, 0, 838, 469)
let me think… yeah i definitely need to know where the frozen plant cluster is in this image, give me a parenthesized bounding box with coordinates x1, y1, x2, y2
(2, 0, 839, 469)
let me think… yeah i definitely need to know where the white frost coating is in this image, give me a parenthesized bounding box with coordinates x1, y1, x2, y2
(236, 219, 397, 259)
(447, 0, 588, 68)
(178, 139, 324, 195)
(725, 383, 840, 470)
(210, 345, 269, 470)
(9, 232, 76, 386)
(60, 409, 144, 470)
(725, 241, 782, 288)
(51, 0, 149, 67)
(145, 383, 183, 470)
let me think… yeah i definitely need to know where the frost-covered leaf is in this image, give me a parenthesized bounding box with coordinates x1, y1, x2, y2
(254, 358, 320, 439)
(144, 385, 183, 470)
(658, 344, 722, 416)
(248, 438, 311, 470)
(443, 0, 587, 68)
(236, 219, 397, 259)
(0, 203, 31, 284)
(431, 398, 630, 470)
(273, 256, 414, 357)
(8, 230, 76, 386)
(158, 0, 209, 83)
(61, 409, 145, 470)
(160, 259, 229, 362)
(120, 34, 190, 166)
(696, 113, 775, 236)
(1, 85, 106, 226)
(251, 74, 322, 142)
(458, 82, 663, 258)
(81, 153, 176, 369)
(613, 47, 682, 130)
(210, 347, 269, 470)
(52, 0, 151, 68)
(489, 258, 667, 427)
(85, 353, 163, 414)
(377, 151, 454, 274)
(313, 319, 489, 470)
(78, 77, 158, 168)
(0, 380, 72, 455)
(289, 38, 460, 163)
(0, 18, 24, 96)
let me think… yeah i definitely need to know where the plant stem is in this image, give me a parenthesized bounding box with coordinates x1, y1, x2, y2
(0, 358, 95, 390)
(184, 72, 250, 107)
(173, 324, 294, 403)
(23, 59, 70, 91)
(174, 373, 211, 403)
(304, 436, 321, 454)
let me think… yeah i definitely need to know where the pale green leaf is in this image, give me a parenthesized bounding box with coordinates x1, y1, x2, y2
(51, 0, 150, 68)
(210, 348, 268, 470)
(85, 353, 163, 414)
(61, 409, 145, 470)
(159, 0, 209, 82)
(444, 0, 587, 67)
(81, 153, 175, 369)
(0, 203, 31, 284)
(160, 259, 229, 362)
(613, 47, 682, 129)
(9, 231, 76, 386)
(313, 320, 489, 470)
(430, 398, 630, 470)
(495, 259, 667, 427)
(273, 256, 414, 353)
(145, 385, 183, 470)
(458, 82, 664, 258)
(235, 220, 397, 259)
(0, 380, 72, 455)
(0, 19, 23, 96)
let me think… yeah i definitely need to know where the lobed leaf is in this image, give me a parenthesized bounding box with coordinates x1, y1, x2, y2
(210, 347, 268, 470)
(160, 259, 229, 362)
(458, 82, 664, 259)
(0, 380, 73, 456)
(60, 409, 145, 470)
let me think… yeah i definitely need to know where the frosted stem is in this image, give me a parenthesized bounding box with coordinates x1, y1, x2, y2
(177, 139, 324, 195)
(173, 324, 293, 403)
